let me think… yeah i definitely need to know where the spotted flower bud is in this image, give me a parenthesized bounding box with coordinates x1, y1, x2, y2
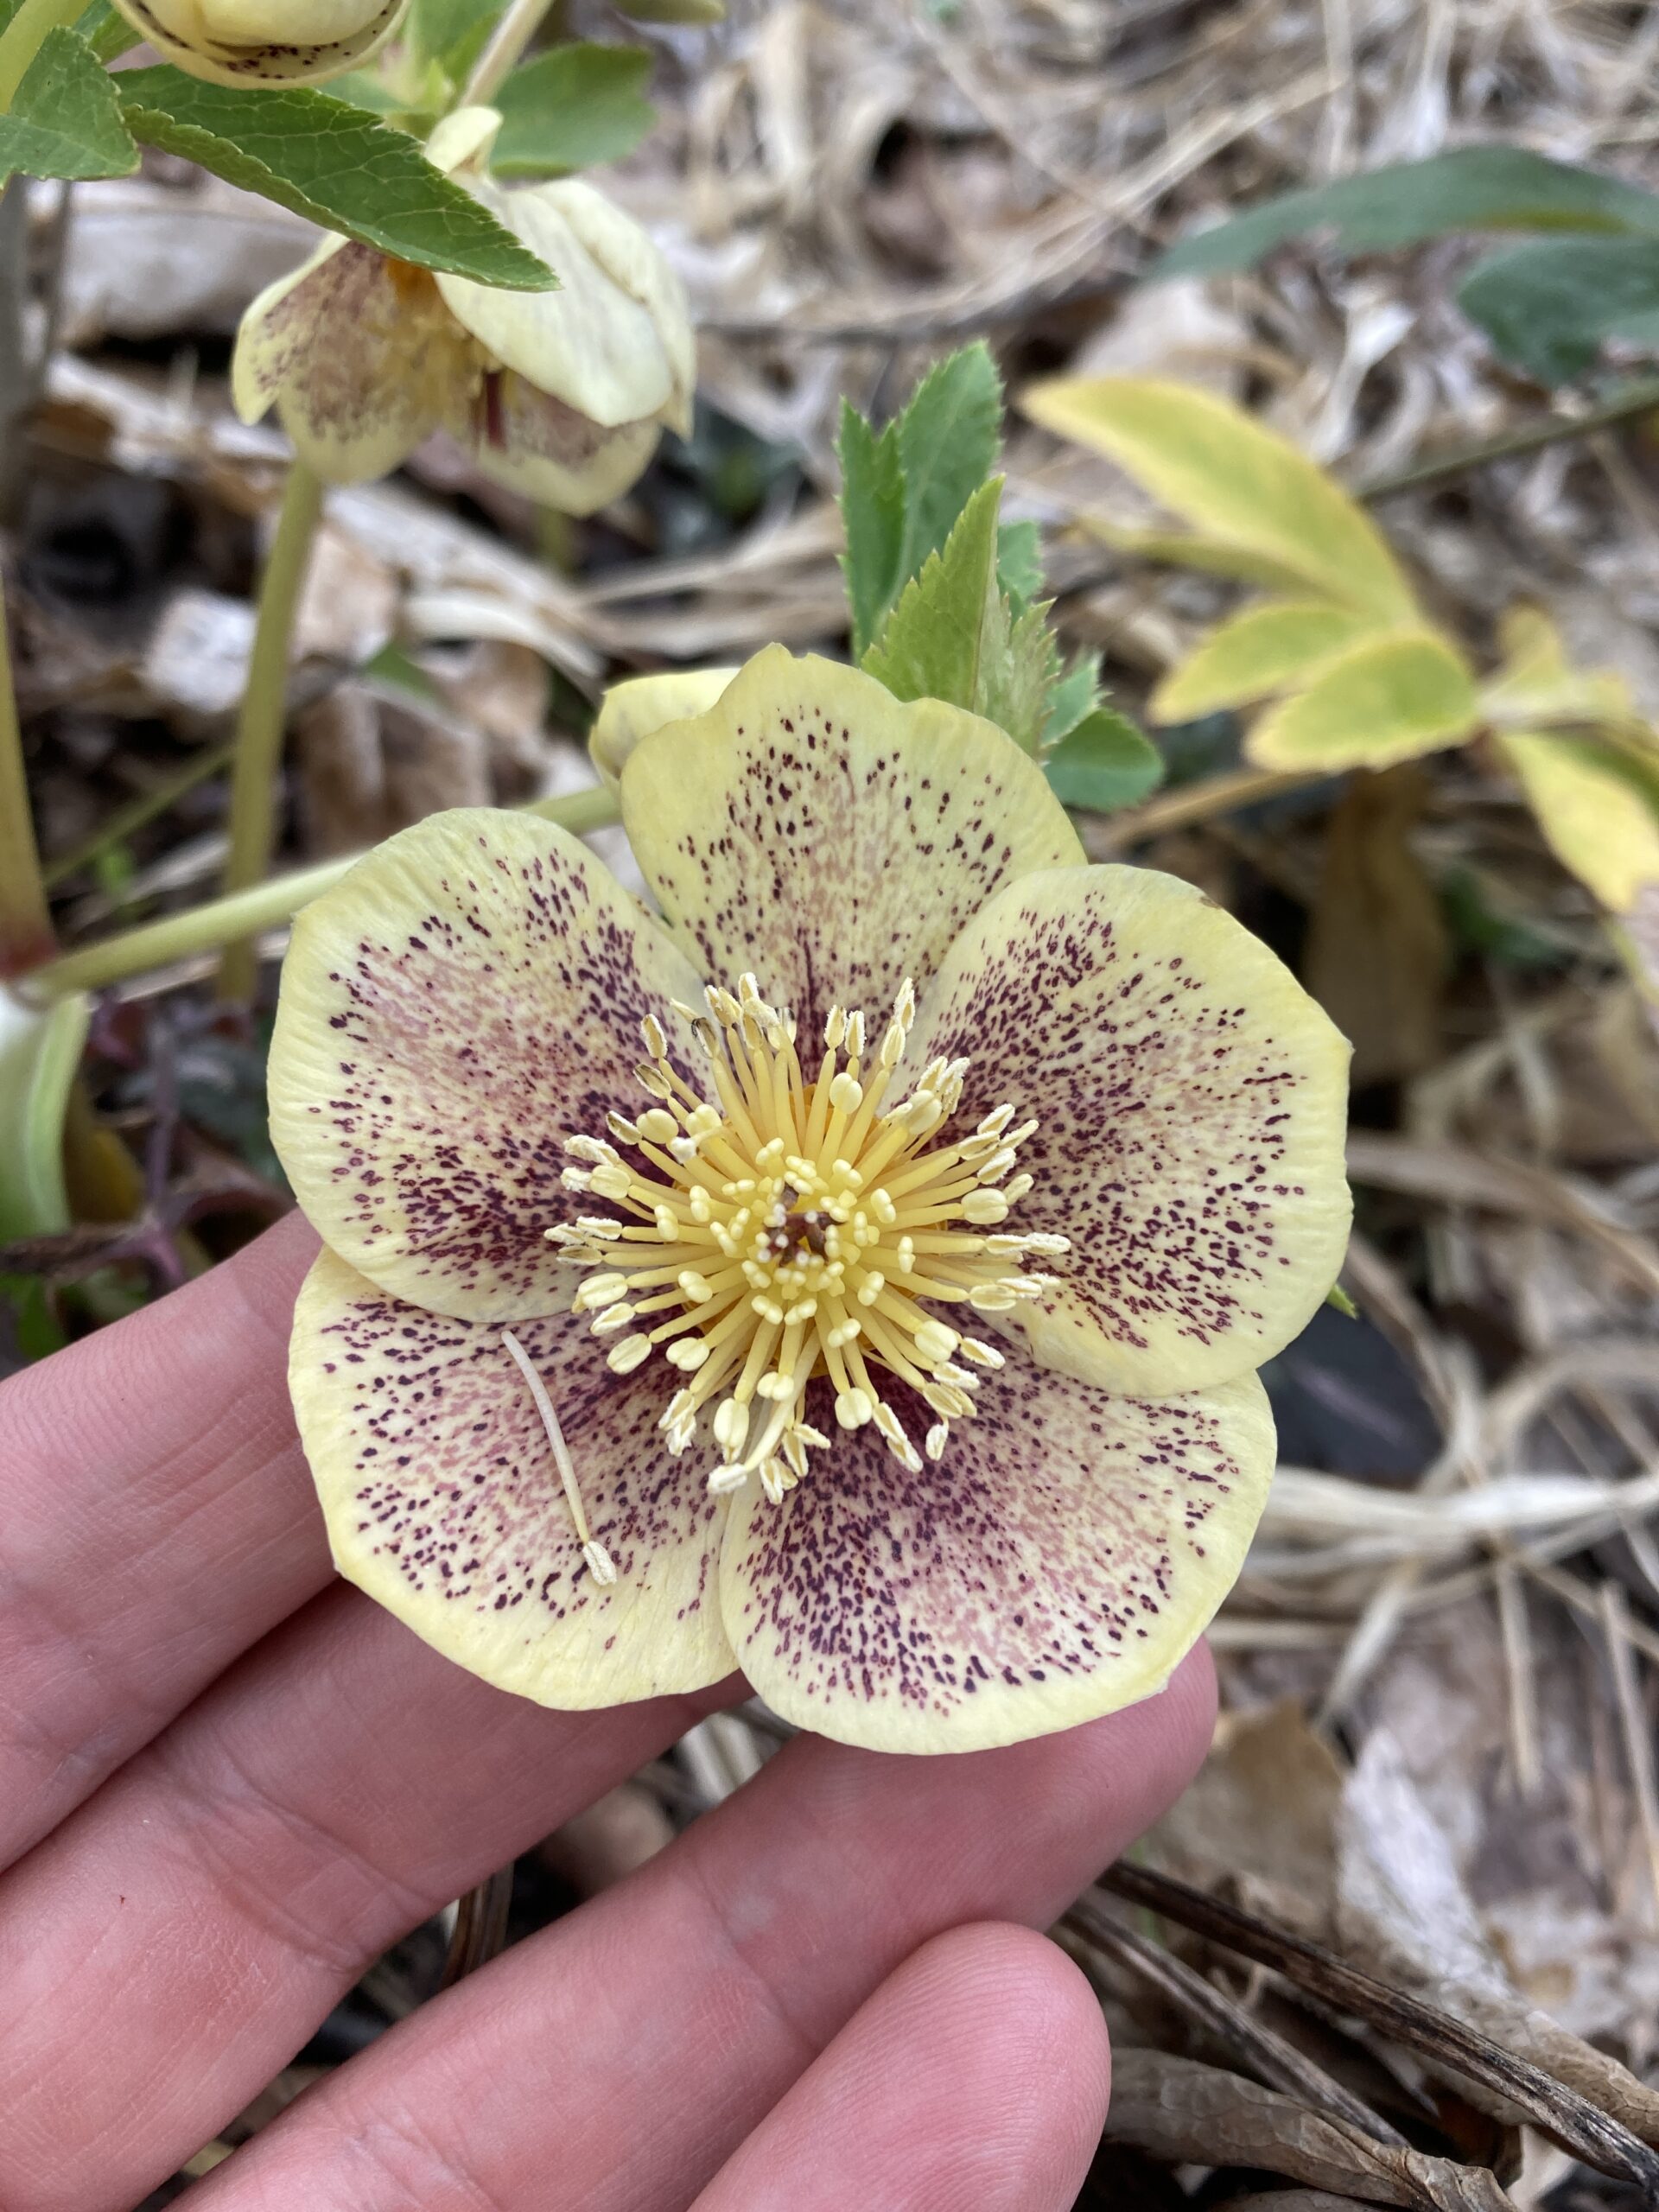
(111, 0, 409, 85)
(231, 107, 695, 514)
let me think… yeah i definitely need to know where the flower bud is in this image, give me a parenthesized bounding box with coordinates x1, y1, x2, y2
(232, 108, 696, 516)
(113, 0, 409, 85)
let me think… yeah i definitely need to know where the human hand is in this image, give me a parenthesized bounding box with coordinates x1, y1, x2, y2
(0, 1210, 1215, 2212)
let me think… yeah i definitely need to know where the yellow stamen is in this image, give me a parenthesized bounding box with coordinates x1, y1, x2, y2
(552, 981, 1062, 1504)
(500, 1330, 617, 1585)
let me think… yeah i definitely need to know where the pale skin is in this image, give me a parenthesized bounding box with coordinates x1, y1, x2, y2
(0, 1209, 1216, 2212)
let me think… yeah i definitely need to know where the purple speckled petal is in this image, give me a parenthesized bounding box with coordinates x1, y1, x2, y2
(914, 863, 1352, 1397)
(719, 1352, 1274, 1753)
(620, 647, 1083, 1038)
(269, 808, 704, 1322)
(292, 1248, 735, 1706)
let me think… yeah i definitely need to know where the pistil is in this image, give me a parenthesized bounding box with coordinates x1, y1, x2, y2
(550, 976, 1065, 1504)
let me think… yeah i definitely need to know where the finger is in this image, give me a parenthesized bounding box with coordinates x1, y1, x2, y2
(0, 1586, 737, 2212)
(0, 1211, 327, 1868)
(191, 1648, 1214, 2212)
(691, 1924, 1109, 2212)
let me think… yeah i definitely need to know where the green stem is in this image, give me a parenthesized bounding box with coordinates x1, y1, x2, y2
(1358, 374, 1659, 501)
(461, 0, 555, 105)
(42, 736, 236, 890)
(25, 784, 620, 999)
(0, 0, 83, 108)
(215, 461, 324, 1005)
(0, 565, 54, 978)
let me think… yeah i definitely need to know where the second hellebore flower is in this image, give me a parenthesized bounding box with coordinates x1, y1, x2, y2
(271, 649, 1351, 1752)
(232, 108, 694, 514)
(112, 0, 408, 83)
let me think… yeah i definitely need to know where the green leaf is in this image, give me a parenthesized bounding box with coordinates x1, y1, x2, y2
(1459, 235, 1659, 385)
(1154, 146, 1659, 281)
(996, 518, 1044, 610)
(1021, 376, 1416, 624)
(409, 0, 497, 70)
(1151, 599, 1381, 721)
(77, 2, 137, 63)
(862, 475, 1055, 753)
(1042, 652, 1103, 747)
(491, 43, 656, 177)
(896, 340, 1003, 581)
(1501, 728, 1659, 911)
(1044, 708, 1164, 813)
(0, 27, 137, 188)
(117, 66, 558, 289)
(864, 477, 1003, 715)
(838, 400, 907, 661)
(1246, 631, 1479, 772)
(0, 988, 88, 1241)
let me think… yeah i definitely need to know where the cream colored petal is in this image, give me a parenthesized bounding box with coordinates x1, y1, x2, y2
(269, 807, 706, 1322)
(232, 238, 453, 485)
(450, 372, 663, 517)
(293, 1248, 734, 1707)
(620, 646, 1084, 1038)
(436, 177, 690, 433)
(720, 1351, 1274, 1753)
(589, 666, 741, 791)
(114, 0, 404, 83)
(912, 863, 1352, 1396)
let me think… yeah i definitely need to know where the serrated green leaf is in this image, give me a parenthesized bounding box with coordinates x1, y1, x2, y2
(1154, 146, 1659, 282)
(996, 518, 1044, 609)
(1245, 631, 1479, 771)
(981, 598, 1058, 757)
(1151, 599, 1381, 721)
(1043, 652, 1103, 747)
(896, 340, 1003, 581)
(1021, 375, 1416, 624)
(1459, 235, 1659, 385)
(117, 66, 557, 289)
(491, 43, 656, 177)
(864, 477, 1003, 714)
(0, 988, 88, 1240)
(0, 28, 137, 188)
(1501, 728, 1659, 911)
(1044, 708, 1164, 813)
(862, 477, 1055, 753)
(838, 400, 906, 660)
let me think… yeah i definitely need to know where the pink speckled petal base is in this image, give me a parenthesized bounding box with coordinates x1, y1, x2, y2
(269, 808, 705, 1323)
(913, 863, 1352, 1397)
(719, 1351, 1274, 1753)
(291, 1247, 735, 1707)
(620, 647, 1084, 1039)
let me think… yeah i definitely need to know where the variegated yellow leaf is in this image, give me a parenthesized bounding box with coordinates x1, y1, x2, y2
(1480, 605, 1638, 732)
(1152, 600, 1382, 722)
(1502, 728, 1659, 912)
(1246, 632, 1479, 772)
(1020, 376, 1417, 623)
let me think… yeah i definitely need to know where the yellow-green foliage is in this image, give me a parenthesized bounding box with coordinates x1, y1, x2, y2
(1020, 373, 1659, 915)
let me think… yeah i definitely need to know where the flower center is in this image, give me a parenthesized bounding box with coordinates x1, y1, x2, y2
(550, 976, 1066, 1507)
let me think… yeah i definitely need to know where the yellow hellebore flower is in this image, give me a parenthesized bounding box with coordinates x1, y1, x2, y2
(271, 650, 1352, 1753)
(232, 109, 695, 515)
(112, 0, 408, 84)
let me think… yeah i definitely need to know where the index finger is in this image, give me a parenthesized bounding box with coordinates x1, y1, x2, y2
(0, 1211, 330, 1867)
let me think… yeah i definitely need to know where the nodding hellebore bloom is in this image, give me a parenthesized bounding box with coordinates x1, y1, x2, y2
(272, 650, 1351, 1752)
(111, 0, 409, 83)
(232, 108, 694, 516)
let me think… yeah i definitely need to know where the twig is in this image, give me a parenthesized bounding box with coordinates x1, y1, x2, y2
(1097, 1863, 1659, 2193)
(1358, 378, 1659, 502)
(1067, 1897, 1412, 2148)
(438, 1867, 514, 1990)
